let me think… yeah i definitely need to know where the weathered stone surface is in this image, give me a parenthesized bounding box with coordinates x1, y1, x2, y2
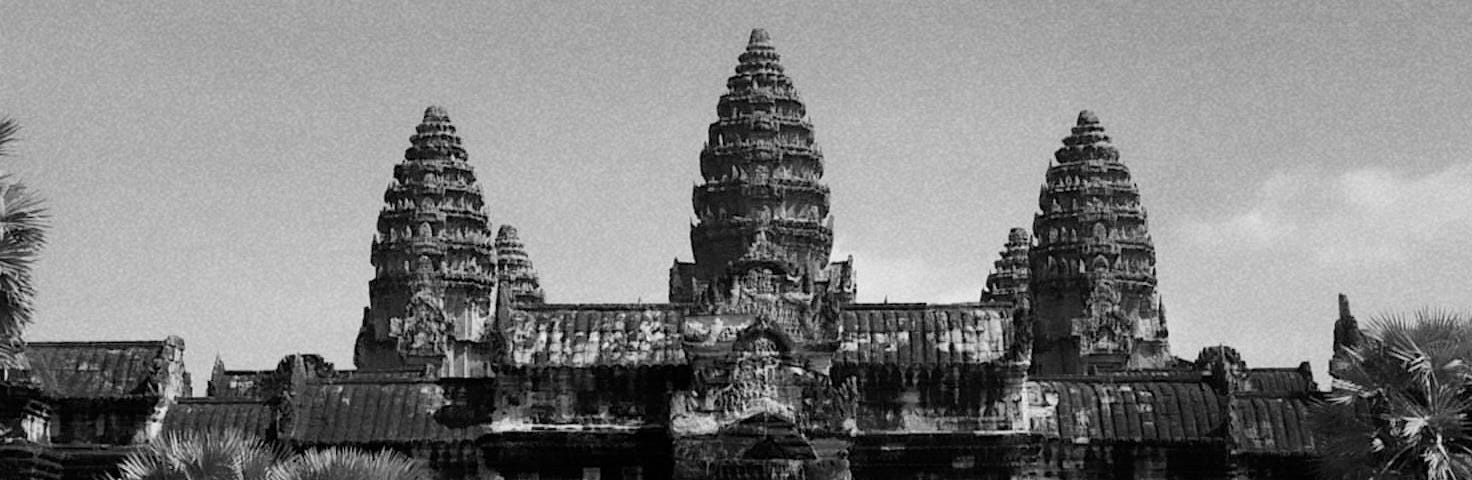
(356, 107, 499, 376)
(981, 227, 1030, 304)
(495, 225, 545, 304)
(678, 28, 834, 303)
(0, 27, 1332, 480)
(1029, 111, 1171, 375)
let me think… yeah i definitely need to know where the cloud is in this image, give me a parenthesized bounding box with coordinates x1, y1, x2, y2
(1178, 170, 1313, 248)
(1178, 163, 1472, 267)
(832, 241, 983, 304)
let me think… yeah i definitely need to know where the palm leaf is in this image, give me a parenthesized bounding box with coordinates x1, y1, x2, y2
(0, 174, 47, 341)
(1316, 310, 1472, 479)
(0, 118, 17, 157)
(0, 118, 46, 364)
(110, 428, 287, 480)
(268, 447, 431, 480)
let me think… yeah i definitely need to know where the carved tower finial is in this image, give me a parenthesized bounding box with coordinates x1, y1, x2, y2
(1077, 109, 1100, 125)
(748, 28, 772, 48)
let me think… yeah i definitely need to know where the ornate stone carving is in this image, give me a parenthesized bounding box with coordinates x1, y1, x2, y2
(981, 227, 1031, 304)
(1030, 111, 1168, 374)
(356, 106, 499, 372)
(390, 290, 448, 356)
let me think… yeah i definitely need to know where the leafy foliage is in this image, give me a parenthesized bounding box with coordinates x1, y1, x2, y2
(1314, 310, 1472, 479)
(109, 429, 430, 480)
(111, 429, 286, 480)
(268, 448, 432, 480)
(0, 119, 17, 157)
(0, 118, 48, 367)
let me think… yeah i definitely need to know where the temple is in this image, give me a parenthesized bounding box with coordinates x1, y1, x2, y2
(353, 106, 499, 376)
(980, 227, 1030, 304)
(0, 29, 1332, 480)
(1028, 111, 1171, 375)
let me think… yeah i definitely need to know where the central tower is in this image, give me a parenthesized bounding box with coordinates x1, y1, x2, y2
(354, 107, 498, 373)
(1029, 111, 1170, 374)
(672, 29, 833, 302)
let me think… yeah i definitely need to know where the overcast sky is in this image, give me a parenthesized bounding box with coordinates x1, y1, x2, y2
(3, 2, 1469, 391)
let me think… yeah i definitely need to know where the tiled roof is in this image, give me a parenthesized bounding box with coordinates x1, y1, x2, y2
(285, 379, 481, 445)
(501, 305, 686, 367)
(26, 340, 176, 399)
(1245, 368, 1316, 396)
(836, 304, 1015, 365)
(1029, 379, 1225, 444)
(1229, 396, 1317, 455)
(163, 399, 274, 439)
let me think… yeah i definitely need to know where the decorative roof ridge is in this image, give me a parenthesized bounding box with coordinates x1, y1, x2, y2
(1030, 371, 1206, 383)
(27, 339, 170, 348)
(175, 397, 271, 404)
(1233, 390, 1321, 399)
(843, 302, 1003, 310)
(218, 370, 275, 376)
(303, 376, 437, 386)
(511, 303, 685, 311)
(335, 367, 426, 375)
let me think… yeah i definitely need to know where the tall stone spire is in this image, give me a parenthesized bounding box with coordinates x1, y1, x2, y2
(495, 225, 545, 304)
(355, 106, 498, 373)
(1029, 111, 1168, 374)
(981, 227, 1031, 304)
(679, 28, 832, 297)
(1330, 293, 1362, 378)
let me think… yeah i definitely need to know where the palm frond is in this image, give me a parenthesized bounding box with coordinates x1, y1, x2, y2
(1316, 309, 1472, 479)
(0, 118, 17, 157)
(0, 173, 46, 341)
(268, 447, 431, 480)
(109, 428, 287, 480)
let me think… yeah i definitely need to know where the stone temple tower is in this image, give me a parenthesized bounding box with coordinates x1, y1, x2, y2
(355, 106, 498, 374)
(670, 28, 836, 304)
(981, 227, 1031, 304)
(494, 224, 545, 304)
(1029, 111, 1169, 374)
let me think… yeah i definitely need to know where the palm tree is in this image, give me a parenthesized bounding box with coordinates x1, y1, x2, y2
(0, 118, 49, 369)
(268, 448, 432, 480)
(1314, 310, 1472, 479)
(109, 429, 431, 480)
(111, 429, 286, 480)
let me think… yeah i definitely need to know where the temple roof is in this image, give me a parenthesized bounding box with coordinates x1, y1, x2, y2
(1229, 396, 1317, 455)
(836, 304, 1017, 365)
(1029, 374, 1318, 454)
(1244, 367, 1316, 396)
(501, 305, 686, 367)
(1030, 379, 1225, 444)
(163, 398, 275, 440)
(284, 378, 481, 445)
(25, 338, 183, 400)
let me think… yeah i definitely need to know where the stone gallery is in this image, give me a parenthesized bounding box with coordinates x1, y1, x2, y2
(0, 30, 1326, 479)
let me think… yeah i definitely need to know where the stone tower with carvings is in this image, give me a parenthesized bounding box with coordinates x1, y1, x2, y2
(1028, 111, 1170, 374)
(670, 28, 840, 308)
(354, 106, 499, 374)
